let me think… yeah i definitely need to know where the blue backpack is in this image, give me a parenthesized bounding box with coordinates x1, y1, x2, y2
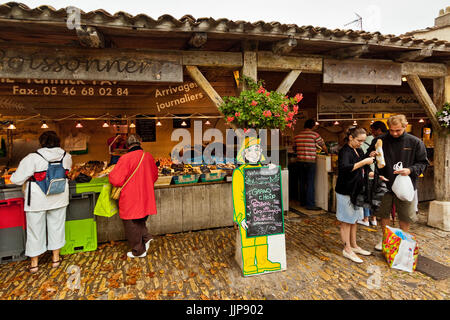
(28, 151, 68, 205)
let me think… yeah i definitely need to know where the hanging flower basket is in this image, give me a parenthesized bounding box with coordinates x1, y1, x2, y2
(436, 102, 450, 131)
(218, 76, 303, 131)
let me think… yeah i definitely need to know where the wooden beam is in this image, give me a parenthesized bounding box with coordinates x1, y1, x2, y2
(329, 44, 369, 60)
(406, 74, 440, 129)
(272, 38, 297, 56)
(181, 51, 242, 68)
(185, 65, 223, 109)
(258, 52, 322, 73)
(394, 48, 433, 62)
(185, 65, 239, 132)
(402, 62, 447, 78)
(75, 26, 105, 48)
(276, 70, 302, 95)
(188, 32, 207, 49)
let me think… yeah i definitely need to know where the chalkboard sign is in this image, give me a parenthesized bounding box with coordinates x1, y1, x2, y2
(244, 166, 284, 237)
(136, 116, 156, 142)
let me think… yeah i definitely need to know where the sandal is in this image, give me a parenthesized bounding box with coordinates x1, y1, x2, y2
(51, 258, 62, 268)
(29, 265, 39, 274)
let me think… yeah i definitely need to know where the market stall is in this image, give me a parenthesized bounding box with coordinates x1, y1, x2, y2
(1, 2, 450, 265)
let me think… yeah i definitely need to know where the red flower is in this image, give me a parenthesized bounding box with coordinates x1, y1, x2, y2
(288, 112, 294, 120)
(275, 113, 280, 117)
(235, 112, 241, 117)
(266, 92, 270, 97)
(251, 100, 258, 106)
(294, 93, 303, 103)
(257, 86, 266, 94)
(227, 116, 235, 122)
(283, 104, 288, 112)
(263, 110, 272, 117)
(287, 123, 292, 128)
(293, 105, 299, 114)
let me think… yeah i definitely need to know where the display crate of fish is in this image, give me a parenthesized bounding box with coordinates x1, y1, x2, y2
(172, 174, 200, 185)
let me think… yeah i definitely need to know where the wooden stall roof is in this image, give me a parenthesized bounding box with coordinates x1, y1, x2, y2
(0, 2, 450, 62)
(0, 2, 448, 119)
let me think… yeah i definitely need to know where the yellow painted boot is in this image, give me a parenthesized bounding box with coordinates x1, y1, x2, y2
(242, 246, 258, 276)
(255, 244, 281, 273)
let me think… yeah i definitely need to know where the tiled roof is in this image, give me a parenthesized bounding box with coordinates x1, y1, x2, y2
(0, 2, 449, 51)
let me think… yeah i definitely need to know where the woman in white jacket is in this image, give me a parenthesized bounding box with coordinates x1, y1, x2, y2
(11, 131, 72, 273)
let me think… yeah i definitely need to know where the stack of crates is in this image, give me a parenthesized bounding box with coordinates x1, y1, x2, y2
(60, 183, 98, 255)
(0, 187, 27, 264)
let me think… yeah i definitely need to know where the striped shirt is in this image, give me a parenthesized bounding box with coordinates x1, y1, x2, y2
(294, 130, 325, 162)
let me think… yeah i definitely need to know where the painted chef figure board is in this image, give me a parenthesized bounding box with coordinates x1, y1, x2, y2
(232, 136, 287, 276)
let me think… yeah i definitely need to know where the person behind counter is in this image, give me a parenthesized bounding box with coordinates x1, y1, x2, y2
(294, 119, 328, 211)
(107, 133, 127, 165)
(108, 134, 159, 258)
(335, 127, 374, 263)
(10, 131, 72, 273)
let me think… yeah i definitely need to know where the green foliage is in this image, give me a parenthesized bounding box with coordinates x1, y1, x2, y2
(218, 76, 303, 130)
(436, 102, 450, 129)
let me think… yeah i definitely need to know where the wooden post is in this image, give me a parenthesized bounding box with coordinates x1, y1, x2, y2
(240, 40, 258, 92)
(427, 73, 450, 231)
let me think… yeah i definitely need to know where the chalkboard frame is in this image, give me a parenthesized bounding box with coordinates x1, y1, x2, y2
(243, 165, 285, 238)
(135, 115, 156, 142)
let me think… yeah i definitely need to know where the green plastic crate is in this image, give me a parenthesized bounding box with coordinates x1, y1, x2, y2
(172, 174, 200, 185)
(75, 177, 109, 194)
(200, 172, 226, 182)
(60, 218, 97, 255)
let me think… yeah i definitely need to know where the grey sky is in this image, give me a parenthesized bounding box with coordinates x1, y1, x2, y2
(13, 0, 449, 36)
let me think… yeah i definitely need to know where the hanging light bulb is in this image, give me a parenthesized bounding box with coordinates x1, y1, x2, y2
(352, 120, 358, 126)
(181, 121, 187, 127)
(41, 121, 49, 129)
(129, 121, 136, 128)
(334, 121, 340, 125)
(205, 119, 211, 126)
(102, 121, 109, 128)
(156, 120, 162, 127)
(76, 121, 83, 128)
(315, 121, 320, 126)
(419, 118, 425, 123)
(7, 122, 16, 130)
(402, 76, 407, 82)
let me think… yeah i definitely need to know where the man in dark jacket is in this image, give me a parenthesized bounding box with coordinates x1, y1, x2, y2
(368, 115, 428, 251)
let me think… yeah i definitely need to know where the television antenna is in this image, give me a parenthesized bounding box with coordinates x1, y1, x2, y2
(344, 13, 363, 30)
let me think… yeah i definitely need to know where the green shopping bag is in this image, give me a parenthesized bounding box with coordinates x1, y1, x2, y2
(94, 183, 119, 217)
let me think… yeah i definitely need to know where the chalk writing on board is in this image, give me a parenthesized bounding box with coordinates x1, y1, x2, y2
(244, 166, 284, 237)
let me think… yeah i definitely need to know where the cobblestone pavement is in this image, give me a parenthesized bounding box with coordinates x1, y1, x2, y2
(0, 204, 448, 300)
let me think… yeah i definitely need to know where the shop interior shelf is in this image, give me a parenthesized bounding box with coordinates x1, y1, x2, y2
(60, 218, 97, 255)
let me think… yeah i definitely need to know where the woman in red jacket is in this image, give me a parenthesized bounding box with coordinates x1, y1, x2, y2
(109, 134, 158, 258)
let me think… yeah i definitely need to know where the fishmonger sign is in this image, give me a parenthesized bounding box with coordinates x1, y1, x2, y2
(0, 45, 183, 83)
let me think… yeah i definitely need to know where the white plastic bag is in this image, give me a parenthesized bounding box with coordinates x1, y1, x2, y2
(391, 162, 414, 202)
